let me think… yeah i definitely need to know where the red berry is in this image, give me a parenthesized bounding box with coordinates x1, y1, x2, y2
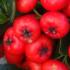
(63, 2, 70, 17)
(16, 0, 37, 13)
(22, 61, 41, 70)
(13, 15, 40, 43)
(5, 53, 23, 64)
(3, 27, 25, 64)
(40, 12, 69, 39)
(68, 46, 70, 57)
(42, 60, 68, 70)
(3, 27, 25, 55)
(40, 0, 67, 11)
(25, 35, 53, 63)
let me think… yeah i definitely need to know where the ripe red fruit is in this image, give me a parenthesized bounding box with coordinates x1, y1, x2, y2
(5, 53, 23, 64)
(40, 12, 69, 39)
(42, 60, 68, 70)
(3, 27, 25, 64)
(15, 54, 27, 68)
(3, 27, 25, 55)
(68, 46, 70, 57)
(63, 2, 70, 17)
(40, 0, 67, 11)
(25, 35, 53, 63)
(13, 15, 40, 43)
(16, 0, 37, 13)
(22, 61, 41, 70)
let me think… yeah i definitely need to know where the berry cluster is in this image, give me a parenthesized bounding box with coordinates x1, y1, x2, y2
(1, 0, 70, 70)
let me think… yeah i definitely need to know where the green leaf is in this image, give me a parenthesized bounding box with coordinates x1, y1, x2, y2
(9, 0, 16, 23)
(0, 12, 7, 24)
(1, 0, 16, 23)
(0, 0, 2, 4)
(1, 0, 7, 13)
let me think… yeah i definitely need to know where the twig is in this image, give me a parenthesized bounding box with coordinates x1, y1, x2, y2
(59, 39, 62, 54)
(33, 9, 41, 17)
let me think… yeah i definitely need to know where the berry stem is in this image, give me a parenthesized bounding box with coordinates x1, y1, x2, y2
(33, 9, 41, 17)
(63, 56, 69, 66)
(59, 39, 62, 54)
(56, 55, 64, 59)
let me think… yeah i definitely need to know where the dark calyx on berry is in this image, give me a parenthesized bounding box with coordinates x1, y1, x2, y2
(48, 27, 56, 34)
(39, 46, 48, 56)
(22, 29, 32, 38)
(6, 38, 13, 45)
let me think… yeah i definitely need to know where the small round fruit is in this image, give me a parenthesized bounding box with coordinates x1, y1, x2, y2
(3, 27, 25, 64)
(13, 15, 40, 43)
(5, 53, 23, 64)
(42, 60, 68, 70)
(15, 54, 27, 68)
(68, 46, 70, 57)
(22, 61, 41, 70)
(40, 12, 69, 39)
(63, 2, 70, 17)
(40, 0, 67, 11)
(3, 27, 25, 55)
(25, 35, 53, 63)
(16, 0, 37, 13)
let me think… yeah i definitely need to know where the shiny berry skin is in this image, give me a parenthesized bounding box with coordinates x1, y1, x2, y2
(25, 35, 53, 63)
(3, 28, 25, 64)
(3, 27, 25, 55)
(13, 15, 40, 43)
(40, 0, 67, 11)
(68, 46, 70, 57)
(40, 12, 69, 39)
(42, 60, 68, 70)
(5, 53, 23, 64)
(16, 0, 37, 13)
(22, 61, 41, 70)
(63, 2, 70, 17)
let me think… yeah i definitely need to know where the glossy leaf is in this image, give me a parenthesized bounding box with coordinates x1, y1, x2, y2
(0, 12, 7, 24)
